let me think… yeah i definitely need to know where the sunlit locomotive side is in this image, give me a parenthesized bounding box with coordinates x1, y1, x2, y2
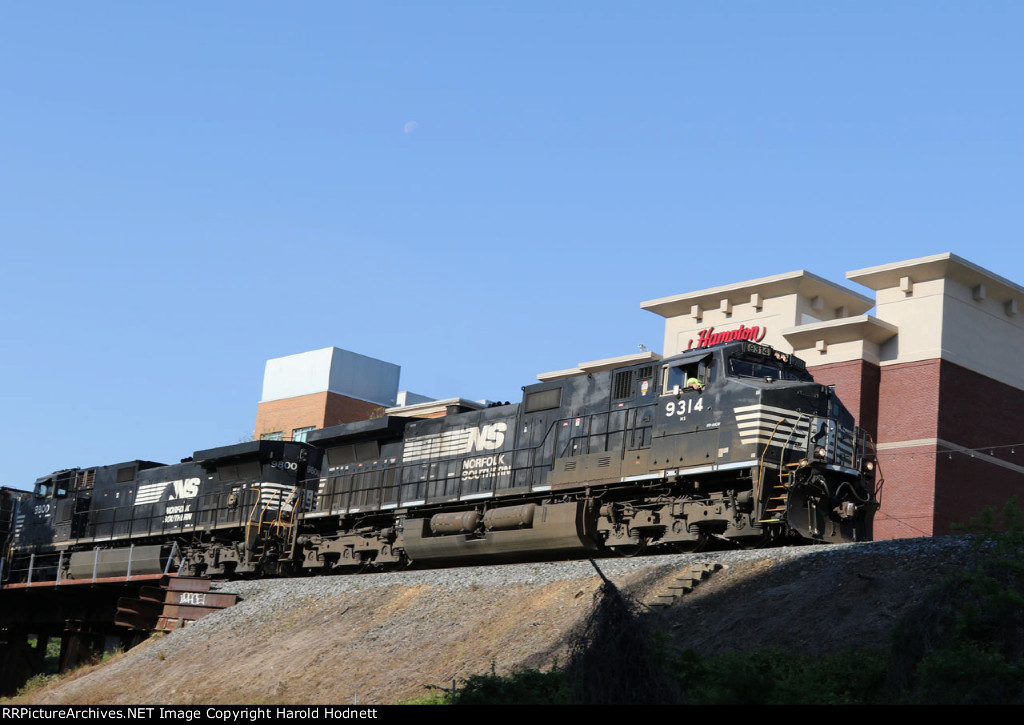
(2, 441, 321, 583)
(298, 341, 878, 571)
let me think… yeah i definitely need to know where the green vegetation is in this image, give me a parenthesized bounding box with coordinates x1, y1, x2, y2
(13, 673, 58, 698)
(429, 500, 1024, 704)
(2, 636, 137, 702)
(433, 648, 887, 705)
(454, 666, 570, 705)
(398, 689, 453, 706)
(23, 636, 62, 675)
(889, 496, 1024, 704)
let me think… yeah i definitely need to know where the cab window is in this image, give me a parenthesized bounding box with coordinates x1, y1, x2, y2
(662, 357, 714, 394)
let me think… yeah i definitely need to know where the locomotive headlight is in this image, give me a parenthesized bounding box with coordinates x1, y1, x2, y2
(863, 460, 876, 475)
(815, 446, 827, 459)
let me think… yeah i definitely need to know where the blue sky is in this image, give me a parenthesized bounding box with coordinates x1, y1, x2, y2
(2, 2, 1022, 488)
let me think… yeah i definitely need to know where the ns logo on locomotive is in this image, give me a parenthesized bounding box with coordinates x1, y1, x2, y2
(0, 340, 878, 583)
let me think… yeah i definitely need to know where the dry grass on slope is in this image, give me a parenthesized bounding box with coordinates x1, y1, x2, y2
(5, 539, 972, 705)
(9, 579, 604, 705)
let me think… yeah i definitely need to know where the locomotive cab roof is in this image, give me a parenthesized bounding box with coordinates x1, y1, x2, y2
(661, 339, 806, 369)
(660, 340, 812, 384)
(192, 439, 318, 472)
(523, 340, 813, 402)
(30, 460, 166, 498)
(308, 415, 413, 448)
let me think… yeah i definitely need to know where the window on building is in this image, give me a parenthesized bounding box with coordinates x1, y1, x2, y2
(292, 426, 316, 443)
(260, 431, 284, 441)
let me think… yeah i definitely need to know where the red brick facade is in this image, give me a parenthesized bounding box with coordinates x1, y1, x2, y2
(804, 357, 1024, 539)
(255, 392, 384, 440)
(806, 359, 881, 437)
(870, 359, 942, 539)
(934, 360, 1024, 534)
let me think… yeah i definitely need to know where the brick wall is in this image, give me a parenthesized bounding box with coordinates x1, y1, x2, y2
(805, 359, 881, 436)
(322, 393, 385, 427)
(865, 358, 1024, 538)
(877, 359, 941, 444)
(933, 359, 1024, 533)
(875, 444, 937, 539)
(255, 392, 382, 439)
(864, 359, 943, 540)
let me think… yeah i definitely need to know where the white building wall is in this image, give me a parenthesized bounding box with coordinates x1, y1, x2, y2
(849, 254, 1024, 389)
(872, 278, 946, 365)
(261, 347, 400, 405)
(938, 279, 1024, 388)
(664, 294, 798, 355)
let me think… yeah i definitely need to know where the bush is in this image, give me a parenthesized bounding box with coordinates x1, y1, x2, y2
(454, 666, 568, 705)
(673, 648, 886, 705)
(887, 497, 1024, 704)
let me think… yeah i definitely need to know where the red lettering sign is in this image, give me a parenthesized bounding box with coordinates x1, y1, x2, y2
(687, 324, 767, 350)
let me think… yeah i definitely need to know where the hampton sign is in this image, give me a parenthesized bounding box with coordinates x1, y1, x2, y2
(687, 324, 767, 350)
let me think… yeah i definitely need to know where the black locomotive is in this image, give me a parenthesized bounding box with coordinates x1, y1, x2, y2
(1, 441, 321, 583)
(1, 340, 878, 583)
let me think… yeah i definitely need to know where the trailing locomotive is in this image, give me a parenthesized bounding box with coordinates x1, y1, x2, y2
(1, 340, 878, 584)
(1, 441, 321, 583)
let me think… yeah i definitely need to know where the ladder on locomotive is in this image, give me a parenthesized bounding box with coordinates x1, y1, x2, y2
(755, 414, 809, 526)
(760, 463, 801, 524)
(244, 486, 301, 563)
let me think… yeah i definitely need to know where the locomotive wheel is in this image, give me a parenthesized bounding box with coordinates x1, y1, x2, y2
(734, 529, 775, 550)
(609, 539, 649, 558)
(671, 533, 711, 554)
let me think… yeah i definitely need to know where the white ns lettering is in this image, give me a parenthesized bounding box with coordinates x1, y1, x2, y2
(467, 422, 507, 452)
(171, 478, 200, 499)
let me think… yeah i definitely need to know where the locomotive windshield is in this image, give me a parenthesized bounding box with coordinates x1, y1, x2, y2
(727, 342, 811, 382)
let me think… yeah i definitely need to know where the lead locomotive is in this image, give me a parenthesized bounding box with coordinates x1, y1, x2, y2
(2, 341, 878, 582)
(301, 339, 878, 571)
